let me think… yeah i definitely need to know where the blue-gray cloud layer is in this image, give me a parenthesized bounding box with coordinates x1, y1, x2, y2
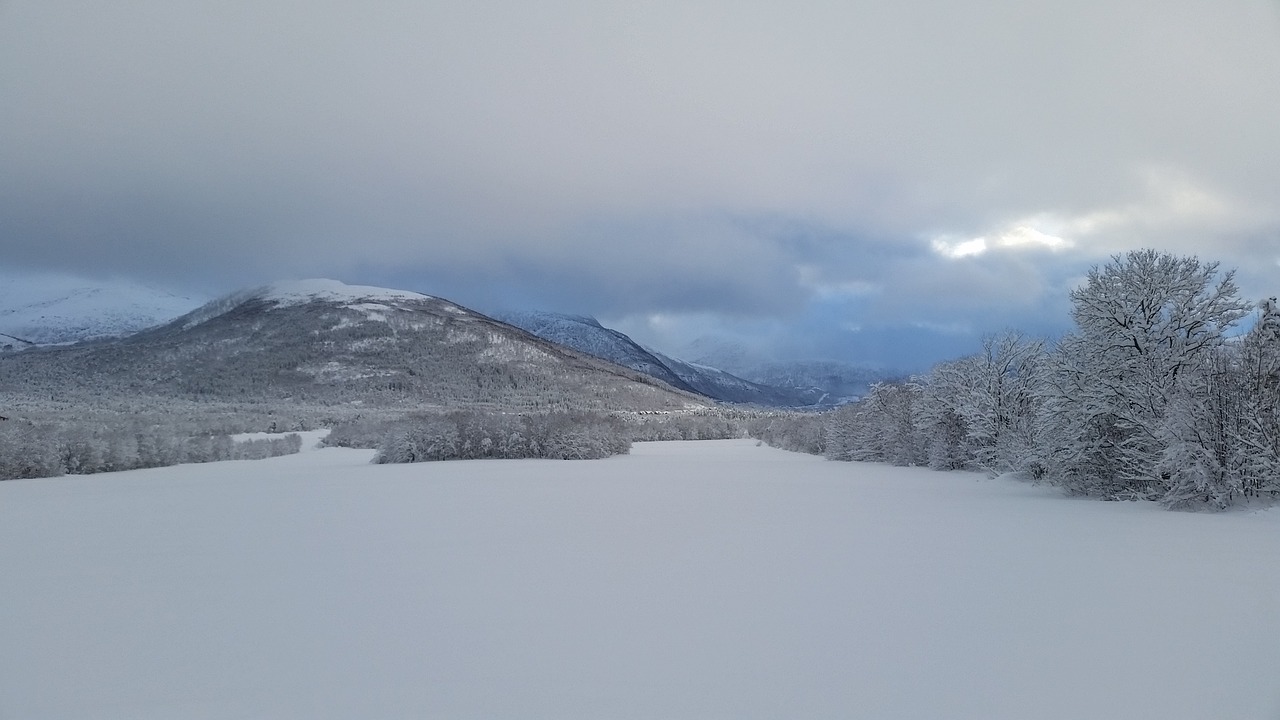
(3, 1, 1278, 366)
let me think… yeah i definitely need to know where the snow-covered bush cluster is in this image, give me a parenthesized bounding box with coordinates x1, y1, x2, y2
(746, 413, 827, 455)
(372, 410, 633, 463)
(758, 250, 1280, 509)
(333, 408, 755, 464)
(0, 419, 302, 480)
(622, 411, 747, 442)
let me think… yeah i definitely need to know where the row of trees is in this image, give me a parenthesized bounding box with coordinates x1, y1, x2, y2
(758, 250, 1280, 509)
(353, 408, 752, 464)
(371, 410, 633, 463)
(0, 420, 303, 480)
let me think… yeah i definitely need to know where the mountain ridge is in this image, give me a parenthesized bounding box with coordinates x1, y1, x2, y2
(495, 310, 834, 407)
(0, 274, 204, 345)
(1, 280, 711, 416)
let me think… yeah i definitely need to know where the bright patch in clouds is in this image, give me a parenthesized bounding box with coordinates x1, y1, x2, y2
(931, 221, 1072, 260)
(930, 166, 1252, 266)
(998, 224, 1071, 251)
(931, 236, 988, 259)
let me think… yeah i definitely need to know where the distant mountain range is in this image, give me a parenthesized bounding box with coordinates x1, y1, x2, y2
(0, 280, 710, 414)
(494, 311, 853, 407)
(1, 277, 885, 413)
(681, 337, 888, 404)
(0, 275, 203, 346)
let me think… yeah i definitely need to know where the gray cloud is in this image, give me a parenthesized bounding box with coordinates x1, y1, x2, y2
(3, 0, 1278, 365)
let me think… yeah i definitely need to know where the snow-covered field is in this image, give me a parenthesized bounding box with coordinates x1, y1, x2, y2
(2, 440, 1278, 719)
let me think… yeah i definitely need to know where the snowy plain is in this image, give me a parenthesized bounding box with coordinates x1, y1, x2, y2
(2, 439, 1278, 719)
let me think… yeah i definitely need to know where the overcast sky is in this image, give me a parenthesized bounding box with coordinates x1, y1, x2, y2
(3, 1, 1279, 369)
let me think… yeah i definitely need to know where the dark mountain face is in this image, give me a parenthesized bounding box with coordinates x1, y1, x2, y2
(493, 311, 702, 395)
(495, 311, 835, 408)
(745, 361, 887, 404)
(0, 282, 710, 414)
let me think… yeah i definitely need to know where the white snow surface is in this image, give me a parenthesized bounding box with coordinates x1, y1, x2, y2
(257, 279, 432, 307)
(3, 440, 1279, 719)
(228, 429, 330, 450)
(0, 272, 203, 344)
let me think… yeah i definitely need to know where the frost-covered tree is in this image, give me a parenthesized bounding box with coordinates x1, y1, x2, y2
(1235, 298, 1280, 496)
(0, 421, 63, 479)
(1160, 298, 1280, 506)
(748, 412, 827, 455)
(373, 410, 632, 463)
(824, 381, 924, 465)
(915, 365, 972, 471)
(926, 333, 1044, 476)
(1042, 250, 1250, 499)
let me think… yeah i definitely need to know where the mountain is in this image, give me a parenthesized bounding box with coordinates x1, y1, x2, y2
(747, 360, 888, 404)
(495, 311, 826, 407)
(683, 338, 889, 405)
(0, 280, 710, 415)
(0, 274, 203, 346)
(645, 349, 821, 407)
(493, 311, 700, 394)
(680, 336, 759, 377)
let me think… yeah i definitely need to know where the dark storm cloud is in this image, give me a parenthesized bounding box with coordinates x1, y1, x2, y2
(3, 0, 1278, 363)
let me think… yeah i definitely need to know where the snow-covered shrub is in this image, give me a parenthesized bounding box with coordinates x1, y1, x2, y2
(821, 381, 924, 466)
(0, 421, 64, 479)
(623, 411, 747, 442)
(373, 410, 631, 464)
(748, 412, 827, 455)
(0, 418, 303, 480)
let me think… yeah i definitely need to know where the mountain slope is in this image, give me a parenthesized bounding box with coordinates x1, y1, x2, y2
(683, 338, 888, 404)
(495, 311, 824, 407)
(0, 280, 709, 413)
(493, 311, 700, 394)
(748, 360, 887, 404)
(645, 350, 817, 407)
(0, 274, 203, 345)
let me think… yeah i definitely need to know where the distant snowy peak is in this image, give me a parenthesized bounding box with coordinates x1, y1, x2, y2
(254, 279, 434, 307)
(178, 279, 440, 330)
(43, 279, 710, 413)
(497, 310, 835, 407)
(0, 275, 203, 345)
(494, 310, 697, 393)
(498, 310, 604, 331)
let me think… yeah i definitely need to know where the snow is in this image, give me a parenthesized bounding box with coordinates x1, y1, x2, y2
(2, 440, 1279, 719)
(258, 279, 432, 307)
(228, 429, 330, 450)
(0, 272, 203, 344)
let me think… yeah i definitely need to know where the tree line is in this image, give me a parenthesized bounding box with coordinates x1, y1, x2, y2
(0, 419, 302, 480)
(754, 250, 1280, 509)
(332, 408, 749, 464)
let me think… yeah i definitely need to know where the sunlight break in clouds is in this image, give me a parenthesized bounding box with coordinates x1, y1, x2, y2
(931, 222, 1072, 260)
(930, 164, 1251, 265)
(931, 236, 989, 259)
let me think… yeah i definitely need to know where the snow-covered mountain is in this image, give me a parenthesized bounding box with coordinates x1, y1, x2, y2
(748, 360, 889, 404)
(683, 338, 889, 405)
(493, 311, 701, 394)
(0, 279, 710, 413)
(0, 273, 203, 346)
(495, 311, 829, 407)
(646, 349, 818, 407)
(680, 336, 759, 377)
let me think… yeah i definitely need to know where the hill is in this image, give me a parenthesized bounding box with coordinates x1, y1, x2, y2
(0, 280, 710, 418)
(495, 311, 827, 407)
(0, 274, 202, 346)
